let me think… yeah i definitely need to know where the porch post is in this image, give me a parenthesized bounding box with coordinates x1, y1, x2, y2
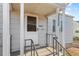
(20, 3, 24, 56)
(62, 8, 66, 49)
(3, 3, 10, 56)
(56, 8, 60, 41)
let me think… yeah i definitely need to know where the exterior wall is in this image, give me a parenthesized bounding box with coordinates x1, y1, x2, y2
(48, 13, 60, 46)
(10, 12, 20, 52)
(64, 16, 73, 43)
(0, 3, 3, 56)
(10, 12, 73, 52)
(48, 13, 73, 44)
(10, 12, 47, 51)
(48, 14, 57, 34)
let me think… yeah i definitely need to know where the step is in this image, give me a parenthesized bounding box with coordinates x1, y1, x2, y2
(24, 47, 56, 56)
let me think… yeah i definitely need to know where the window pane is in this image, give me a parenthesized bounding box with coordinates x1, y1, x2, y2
(61, 21, 62, 32)
(53, 20, 56, 32)
(27, 16, 36, 31)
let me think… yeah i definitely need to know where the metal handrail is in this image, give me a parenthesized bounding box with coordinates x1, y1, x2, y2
(47, 33, 71, 56)
(24, 39, 38, 56)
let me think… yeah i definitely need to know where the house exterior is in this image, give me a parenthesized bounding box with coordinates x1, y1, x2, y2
(0, 3, 73, 56)
(48, 14, 73, 44)
(0, 4, 3, 56)
(73, 21, 79, 37)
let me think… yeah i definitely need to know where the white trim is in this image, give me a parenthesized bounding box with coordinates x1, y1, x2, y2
(3, 3, 10, 56)
(25, 13, 38, 19)
(61, 8, 66, 54)
(20, 3, 24, 56)
(56, 8, 60, 42)
(25, 13, 39, 32)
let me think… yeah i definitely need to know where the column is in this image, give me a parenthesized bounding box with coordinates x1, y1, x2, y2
(62, 8, 65, 48)
(61, 8, 66, 55)
(20, 3, 24, 56)
(3, 3, 10, 56)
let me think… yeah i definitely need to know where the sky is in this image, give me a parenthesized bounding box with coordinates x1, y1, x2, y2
(65, 3, 79, 21)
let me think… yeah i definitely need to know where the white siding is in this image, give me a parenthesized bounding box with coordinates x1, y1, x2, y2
(10, 13, 47, 51)
(38, 15, 47, 47)
(48, 14, 73, 44)
(48, 14, 61, 46)
(0, 3, 3, 56)
(0, 4, 3, 33)
(48, 14, 57, 34)
(10, 12, 20, 52)
(64, 16, 73, 43)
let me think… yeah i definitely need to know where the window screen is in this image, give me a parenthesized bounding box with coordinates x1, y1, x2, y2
(27, 16, 36, 31)
(53, 20, 56, 32)
(61, 21, 62, 32)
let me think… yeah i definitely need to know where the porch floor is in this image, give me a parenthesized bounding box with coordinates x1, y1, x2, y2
(23, 47, 56, 56)
(11, 47, 56, 56)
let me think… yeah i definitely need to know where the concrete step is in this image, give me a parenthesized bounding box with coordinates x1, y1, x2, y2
(24, 47, 57, 56)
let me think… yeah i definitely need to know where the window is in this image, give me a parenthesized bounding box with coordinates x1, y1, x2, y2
(58, 13, 60, 26)
(61, 21, 62, 32)
(27, 16, 37, 31)
(53, 20, 56, 32)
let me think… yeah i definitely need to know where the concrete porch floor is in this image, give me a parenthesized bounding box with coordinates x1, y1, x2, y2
(11, 47, 56, 56)
(23, 47, 56, 56)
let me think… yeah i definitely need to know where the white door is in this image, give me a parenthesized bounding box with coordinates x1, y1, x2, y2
(25, 15, 38, 45)
(48, 18, 56, 46)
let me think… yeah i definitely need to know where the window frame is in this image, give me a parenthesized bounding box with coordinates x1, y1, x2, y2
(52, 19, 56, 32)
(25, 14, 38, 32)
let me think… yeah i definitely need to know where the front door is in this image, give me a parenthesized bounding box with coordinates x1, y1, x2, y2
(25, 15, 38, 45)
(48, 18, 56, 46)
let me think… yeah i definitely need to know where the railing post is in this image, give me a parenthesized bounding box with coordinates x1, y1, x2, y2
(56, 38, 57, 55)
(46, 33, 48, 46)
(31, 40, 32, 56)
(58, 43, 59, 56)
(53, 35, 54, 56)
(24, 40, 26, 56)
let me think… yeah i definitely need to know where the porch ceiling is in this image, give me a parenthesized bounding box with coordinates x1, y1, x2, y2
(11, 3, 58, 16)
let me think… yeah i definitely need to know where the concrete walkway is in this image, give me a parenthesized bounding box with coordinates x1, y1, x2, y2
(20, 47, 56, 56)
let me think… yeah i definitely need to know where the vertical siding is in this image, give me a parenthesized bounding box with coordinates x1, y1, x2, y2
(0, 3, 3, 56)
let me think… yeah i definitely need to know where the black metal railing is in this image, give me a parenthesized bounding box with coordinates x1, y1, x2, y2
(24, 39, 38, 56)
(46, 33, 71, 56)
(10, 35, 38, 56)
